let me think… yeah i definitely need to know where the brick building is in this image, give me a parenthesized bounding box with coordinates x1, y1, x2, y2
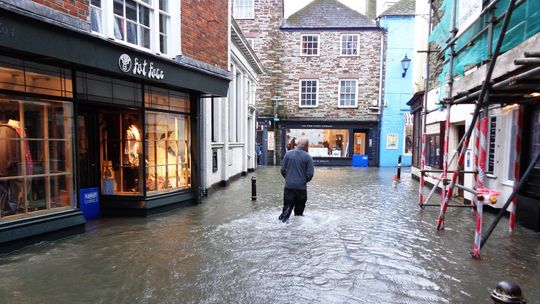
(0, 0, 230, 252)
(235, 0, 385, 166)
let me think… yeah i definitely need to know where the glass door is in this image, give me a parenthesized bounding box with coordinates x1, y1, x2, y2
(77, 107, 100, 190)
(354, 132, 366, 155)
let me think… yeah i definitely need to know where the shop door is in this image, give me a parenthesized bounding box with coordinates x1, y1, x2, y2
(77, 108, 100, 189)
(354, 132, 366, 155)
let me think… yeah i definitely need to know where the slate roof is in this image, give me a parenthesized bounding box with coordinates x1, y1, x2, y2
(282, 0, 377, 29)
(379, 0, 416, 17)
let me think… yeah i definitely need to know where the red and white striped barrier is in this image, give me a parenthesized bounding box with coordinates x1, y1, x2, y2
(472, 117, 488, 258)
(509, 107, 523, 233)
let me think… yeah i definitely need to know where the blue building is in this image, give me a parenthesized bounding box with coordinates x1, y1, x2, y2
(378, 0, 415, 167)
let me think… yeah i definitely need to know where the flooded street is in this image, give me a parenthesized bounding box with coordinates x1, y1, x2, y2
(1, 167, 539, 303)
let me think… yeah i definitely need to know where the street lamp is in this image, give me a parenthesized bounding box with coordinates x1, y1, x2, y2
(401, 54, 411, 78)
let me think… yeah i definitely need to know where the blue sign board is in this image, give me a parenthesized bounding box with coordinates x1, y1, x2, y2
(80, 187, 100, 220)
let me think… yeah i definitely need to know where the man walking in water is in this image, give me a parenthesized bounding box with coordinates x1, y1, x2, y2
(279, 137, 315, 222)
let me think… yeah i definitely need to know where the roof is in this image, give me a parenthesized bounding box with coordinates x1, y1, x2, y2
(379, 0, 416, 17)
(282, 0, 377, 29)
(231, 19, 265, 75)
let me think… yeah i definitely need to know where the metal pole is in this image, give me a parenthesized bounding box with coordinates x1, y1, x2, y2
(419, 0, 433, 208)
(397, 155, 402, 179)
(251, 176, 257, 200)
(481, 152, 540, 249)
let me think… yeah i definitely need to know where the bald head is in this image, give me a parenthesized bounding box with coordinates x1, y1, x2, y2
(297, 138, 309, 151)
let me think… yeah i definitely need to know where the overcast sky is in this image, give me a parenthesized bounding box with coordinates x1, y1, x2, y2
(284, 0, 365, 18)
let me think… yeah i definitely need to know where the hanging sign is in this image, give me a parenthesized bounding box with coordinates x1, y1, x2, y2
(118, 54, 165, 80)
(267, 131, 275, 150)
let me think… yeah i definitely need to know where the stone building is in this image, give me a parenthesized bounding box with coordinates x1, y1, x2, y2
(0, 0, 230, 252)
(235, 0, 385, 166)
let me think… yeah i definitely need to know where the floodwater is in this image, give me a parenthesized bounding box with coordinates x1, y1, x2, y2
(1, 167, 539, 304)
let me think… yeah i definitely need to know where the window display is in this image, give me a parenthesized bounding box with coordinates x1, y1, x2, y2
(285, 128, 350, 157)
(0, 97, 75, 219)
(100, 112, 143, 195)
(145, 112, 191, 193)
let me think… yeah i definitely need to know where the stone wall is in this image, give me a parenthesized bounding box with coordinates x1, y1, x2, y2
(279, 30, 383, 121)
(181, 0, 229, 70)
(235, 0, 285, 118)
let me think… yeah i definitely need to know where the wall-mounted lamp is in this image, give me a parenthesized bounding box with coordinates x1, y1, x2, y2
(401, 54, 411, 78)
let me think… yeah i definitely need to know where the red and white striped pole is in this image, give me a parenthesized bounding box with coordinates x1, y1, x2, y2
(509, 107, 523, 233)
(472, 116, 488, 258)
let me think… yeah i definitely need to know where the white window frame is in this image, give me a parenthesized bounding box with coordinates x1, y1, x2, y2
(340, 34, 359, 56)
(234, 0, 255, 19)
(300, 34, 320, 56)
(299, 79, 319, 108)
(90, 0, 180, 57)
(338, 79, 358, 108)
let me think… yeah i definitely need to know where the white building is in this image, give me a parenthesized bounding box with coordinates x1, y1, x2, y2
(203, 19, 265, 189)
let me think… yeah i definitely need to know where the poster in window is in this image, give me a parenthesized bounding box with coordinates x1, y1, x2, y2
(267, 131, 275, 150)
(386, 133, 398, 150)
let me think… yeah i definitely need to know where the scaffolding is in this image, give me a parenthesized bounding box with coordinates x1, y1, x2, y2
(417, 0, 540, 258)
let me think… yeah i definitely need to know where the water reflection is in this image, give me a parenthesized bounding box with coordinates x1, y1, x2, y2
(0, 167, 539, 303)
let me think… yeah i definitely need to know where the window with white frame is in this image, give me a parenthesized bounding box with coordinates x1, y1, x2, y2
(341, 34, 359, 56)
(300, 80, 318, 107)
(234, 0, 254, 19)
(301, 35, 319, 56)
(339, 80, 357, 107)
(90, 0, 175, 55)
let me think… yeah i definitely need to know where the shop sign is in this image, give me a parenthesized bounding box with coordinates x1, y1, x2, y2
(118, 54, 165, 80)
(0, 20, 15, 37)
(426, 123, 440, 134)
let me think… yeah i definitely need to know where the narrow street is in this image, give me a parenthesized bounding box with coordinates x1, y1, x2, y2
(1, 167, 539, 303)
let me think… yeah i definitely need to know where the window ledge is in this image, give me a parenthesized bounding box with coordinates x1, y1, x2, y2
(299, 105, 318, 108)
(486, 174, 497, 179)
(300, 54, 320, 57)
(229, 142, 245, 148)
(338, 105, 358, 109)
(502, 180, 515, 187)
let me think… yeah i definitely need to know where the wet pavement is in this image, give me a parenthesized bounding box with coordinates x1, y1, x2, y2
(1, 166, 539, 303)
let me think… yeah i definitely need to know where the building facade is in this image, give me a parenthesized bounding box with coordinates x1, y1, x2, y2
(378, 0, 415, 167)
(0, 0, 230, 252)
(235, 0, 384, 166)
(409, 0, 540, 231)
(204, 19, 264, 189)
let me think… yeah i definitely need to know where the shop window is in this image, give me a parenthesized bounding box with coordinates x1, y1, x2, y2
(0, 98, 75, 219)
(301, 35, 319, 56)
(426, 134, 441, 168)
(341, 34, 359, 56)
(404, 124, 413, 155)
(286, 128, 350, 158)
(144, 86, 190, 113)
(145, 112, 191, 193)
(234, 0, 254, 19)
(300, 80, 318, 107)
(100, 112, 143, 195)
(0, 56, 73, 98)
(76, 72, 143, 107)
(339, 80, 357, 107)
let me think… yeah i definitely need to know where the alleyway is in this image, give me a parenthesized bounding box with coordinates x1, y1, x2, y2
(1, 167, 539, 303)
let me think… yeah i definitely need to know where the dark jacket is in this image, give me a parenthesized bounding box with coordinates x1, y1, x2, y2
(281, 147, 314, 190)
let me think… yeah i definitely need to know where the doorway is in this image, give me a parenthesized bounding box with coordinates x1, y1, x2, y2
(353, 132, 366, 155)
(78, 107, 100, 190)
(457, 125, 465, 197)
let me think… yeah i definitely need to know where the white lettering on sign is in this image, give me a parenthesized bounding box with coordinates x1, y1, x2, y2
(118, 54, 165, 80)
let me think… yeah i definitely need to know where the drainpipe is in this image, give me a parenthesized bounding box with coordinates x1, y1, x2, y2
(198, 96, 207, 201)
(377, 29, 386, 165)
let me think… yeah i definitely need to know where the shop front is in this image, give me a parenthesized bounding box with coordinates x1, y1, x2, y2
(281, 121, 379, 166)
(0, 7, 229, 252)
